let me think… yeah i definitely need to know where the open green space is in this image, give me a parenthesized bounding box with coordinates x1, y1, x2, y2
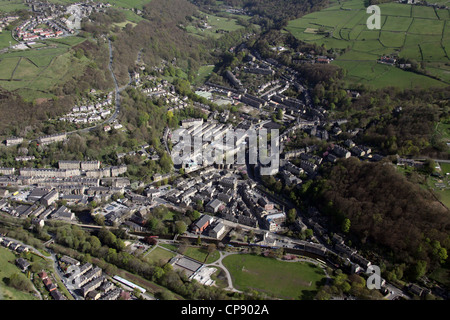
(183, 246, 220, 264)
(0, 247, 38, 300)
(0, 0, 28, 12)
(222, 254, 326, 299)
(193, 65, 214, 85)
(285, 0, 450, 88)
(0, 31, 18, 50)
(145, 246, 176, 265)
(185, 11, 254, 39)
(0, 37, 89, 101)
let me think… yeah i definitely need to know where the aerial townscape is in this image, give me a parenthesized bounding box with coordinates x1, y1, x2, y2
(0, 0, 448, 312)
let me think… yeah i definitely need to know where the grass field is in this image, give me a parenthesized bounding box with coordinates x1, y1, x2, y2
(0, 31, 18, 50)
(183, 246, 220, 264)
(193, 65, 215, 85)
(222, 254, 326, 299)
(0, 0, 28, 12)
(145, 246, 176, 265)
(185, 12, 253, 39)
(0, 248, 37, 300)
(286, 0, 450, 89)
(0, 36, 89, 101)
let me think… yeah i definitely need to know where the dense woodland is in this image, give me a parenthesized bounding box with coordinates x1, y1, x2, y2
(330, 86, 450, 158)
(110, 0, 210, 86)
(309, 158, 450, 280)
(219, 0, 330, 27)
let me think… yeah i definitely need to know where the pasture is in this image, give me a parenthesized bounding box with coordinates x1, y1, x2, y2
(286, 0, 450, 88)
(0, 36, 88, 101)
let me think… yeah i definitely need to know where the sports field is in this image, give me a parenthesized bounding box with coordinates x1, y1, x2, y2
(286, 0, 450, 88)
(222, 254, 326, 299)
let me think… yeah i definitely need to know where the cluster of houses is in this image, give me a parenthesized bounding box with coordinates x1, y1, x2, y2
(0, 15, 19, 33)
(38, 271, 66, 300)
(58, 94, 114, 124)
(15, 21, 65, 42)
(0, 237, 68, 299)
(1, 237, 30, 255)
(378, 56, 397, 66)
(0, 161, 128, 225)
(60, 259, 125, 300)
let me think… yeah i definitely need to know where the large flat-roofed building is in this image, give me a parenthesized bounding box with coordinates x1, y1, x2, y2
(170, 256, 203, 277)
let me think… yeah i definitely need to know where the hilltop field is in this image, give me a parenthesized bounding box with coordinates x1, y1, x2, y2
(286, 0, 450, 89)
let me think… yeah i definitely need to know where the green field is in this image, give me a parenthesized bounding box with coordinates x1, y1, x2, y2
(0, 37, 89, 101)
(0, 31, 18, 50)
(185, 12, 253, 39)
(183, 246, 220, 264)
(222, 254, 326, 299)
(286, 0, 450, 88)
(194, 65, 215, 85)
(0, 0, 28, 12)
(145, 246, 176, 265)
(0, 248, 37, 300)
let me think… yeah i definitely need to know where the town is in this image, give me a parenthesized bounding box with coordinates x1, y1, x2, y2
(0, 40, 434, 301)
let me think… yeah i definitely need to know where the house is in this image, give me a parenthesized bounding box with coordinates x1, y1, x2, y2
(60, 255, 80, 266)
(333, 145, 351, 158)
(205, 199, 225, 214)
(43, 278, 57, 292)
(50, 290, 65, 300)
(145, 188, 161, 199)
(258, 197, 274, 210)
(191, 214, 213, 233)
(0, 167, 15, 175)
(350, 146, 365, 157)
(15, 258, 31, 272)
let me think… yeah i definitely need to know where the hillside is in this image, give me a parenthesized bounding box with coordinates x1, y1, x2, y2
(286, 0, 450, 89)
(312, 157, 450, 278)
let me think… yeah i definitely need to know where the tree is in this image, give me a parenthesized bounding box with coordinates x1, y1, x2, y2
(207, 243, 216, 255)
(287, 208, 297, 223)
(341, 218, 351, 233)
(408, 260, 427, 281)
(8, 273, 33, 292)
(174, 221, 187, 235)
